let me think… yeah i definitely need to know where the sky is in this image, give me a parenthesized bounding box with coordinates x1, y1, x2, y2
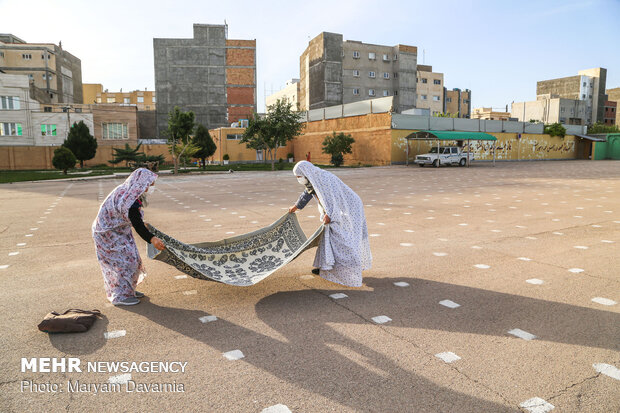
(1, 0, 619, 113)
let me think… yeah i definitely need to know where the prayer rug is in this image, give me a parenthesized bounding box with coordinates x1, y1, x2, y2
(147, 213, 323, 286)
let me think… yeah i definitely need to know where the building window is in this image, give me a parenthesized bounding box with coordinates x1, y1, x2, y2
(368, 52, 376, 60)
(74, 108, 82, 113)
(433, 79, 441, 85)
(583, 82, 586, 87)
(353, 88, 360, 96)
(433, 95, 440, 101)
(368, 89, 375, 97)
(382, 54, 390, 61)
(353, 51, 360, 59)
(369, 71, 376, 78)
(421, 95, 427, 100)
(41, 124, 57, 136)
(353, 70, 360, 77)
(0, 96, 20, 110)
(226, 134, 243, 140)
(393, 54, 398, 60)
(96, 97, 102, 103)
(44, 106, 52, 112)
(446, 97, 452, 103)
(137, 96, 144, 103)
(383, 72, 390, 79)
(123, 97, 130, 104)
(394, 72, 398, 78)
(28, 74, 34, 80)
(22, 53, 32, 60)
(394, 90, 398, 96)
(463, 99, 469, 104)
(42, 73, 53, 80)
(582, 94, 586, 99)
(102, 123, 128, 140)
(0, 51, 4, 58)
(421, 78, 427, 84)
(0, 122, 23, 136)
(107, 97, 115, 103)
(383, 90, 389, 97)
(152, 96, 156, 103)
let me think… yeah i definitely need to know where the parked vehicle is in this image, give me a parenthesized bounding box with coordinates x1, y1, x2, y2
(414, 146, 474, 167)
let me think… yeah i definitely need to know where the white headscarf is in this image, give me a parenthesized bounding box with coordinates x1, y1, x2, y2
(293, 161, 371, 287)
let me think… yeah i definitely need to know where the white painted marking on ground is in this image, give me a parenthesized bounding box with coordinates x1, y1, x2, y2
(452, 213, 461, 217)
(17, 243, 26, 246)
(404, 229, 414, 233)
(433, 252, 447, 257)
(400, 243, 413, 247)
(517, 257, 532, 261)
(435, 352, 461, 363)
(261, 404, 292, 413)
(30, 227, 38, 231)
(593, 363, 620, 380)
(591, 224, 602, 228)
(8, 252, 19, 256)
(104, 330, 126, 339)
(471, 245, 482, 249)
(508, 328, 537, 341)
(329, 293, 348, 299)
(474, 264, 490, 269)
(199, 315, 218, 323)
(574, 245, 588, 250)
(516, 225, 527, 228)
(552, 232, 563, 236)
(109, 373, 131, 384)
(25, 234, 33, 237)
(458, 223, 468, 226)
(182, 290, 197, 295)
(372, 315, 392, 324)
(601, 240, 614, 243)
(439, 300, 461, 309)
(377, 222, 385, 226)
(174, 275, 187, 279)
(300, 275, 314, 280)
(490, 229, 502, 233)
(223, 350, 245, 360)
(0, 265, 9, 269)
(526, 279, 544, 285)
(393, 282, 409, 287)
(519, 397, 554, 413)
(568, 268, 584, 273)
(591, 297, 617, 306)
(226, 231, 235, 234)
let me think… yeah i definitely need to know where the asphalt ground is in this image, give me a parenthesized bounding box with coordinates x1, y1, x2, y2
(0, 160, 619, 413)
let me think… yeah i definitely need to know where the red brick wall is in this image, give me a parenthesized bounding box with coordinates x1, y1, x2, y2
(226, 68, 254, 85)
(227, 87, 254, 105)
(228, 107, 254, 123)
(226, 49, 255, 66)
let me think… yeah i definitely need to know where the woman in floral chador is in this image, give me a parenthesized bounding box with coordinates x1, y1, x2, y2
(92, 168, 165, 306)
(289, 161, 372, 287)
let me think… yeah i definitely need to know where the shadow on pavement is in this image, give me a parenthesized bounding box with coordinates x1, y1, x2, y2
(48, 314, 109, 355)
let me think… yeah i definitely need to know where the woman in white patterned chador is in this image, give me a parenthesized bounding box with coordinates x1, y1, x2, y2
(288, 161, 372, 287)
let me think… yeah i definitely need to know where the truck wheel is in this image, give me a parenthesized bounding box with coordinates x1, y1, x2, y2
(459, 158, 466, 167)
(432, 159, 439, 167)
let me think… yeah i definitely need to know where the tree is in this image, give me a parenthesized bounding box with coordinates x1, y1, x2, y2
(322, 131, 355, 167)
(241, 99, 304, 171)
(52, 147, 76, 175)
(165, 106, 196, 174)
(544, 123, 567, 137)
(169, 142, 199, 170)
(62, 120, 97, 168)
(109, 142, 143, 167)
(193, 124, 217, 168)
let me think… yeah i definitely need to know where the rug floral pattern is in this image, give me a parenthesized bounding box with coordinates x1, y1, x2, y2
(147, 213, 323, 286)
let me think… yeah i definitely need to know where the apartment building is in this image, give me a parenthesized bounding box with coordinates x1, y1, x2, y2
(415, 65, 443, 115)
(299, 32, 418, 112)
(0, 34, 83, 104)
(512, 94, 590, 125)
(153, 24, 256, 135)
(536, 68, 607, 124)
(83, 84, 156, 111)
(265, 79, 300, 111)
(606, 87, 620, 127)
(471, 107, 510, 120)
(444, 88, 471, 118)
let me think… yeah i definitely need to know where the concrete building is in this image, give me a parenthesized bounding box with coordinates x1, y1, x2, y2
(606, 87, 620, 127)
(472, 107, 511, 121)
(265, 79, 300, 111)
(511, 95, 590, 125)
(153, 24, 256, 136)
(536, 68, 607, 124)
(444, 88, 471, 118)
(83, 84, 156, 111)
(0, 73, 93, 146)
(0, 34, 83, 104)
(603, 101, 616, 126)
(299, 32, 418, 112)
(415, 65, 443, 116)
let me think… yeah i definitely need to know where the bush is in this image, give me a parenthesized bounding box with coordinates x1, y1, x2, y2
(588, 122, 620, 134)
(52, 147, 76, 174)
(322, 131, 355, 167)
(276, 158, 285, 170)
(223, 154, 230, 161)
(287, 152, 294, 159)
(544, 123, 566, 137)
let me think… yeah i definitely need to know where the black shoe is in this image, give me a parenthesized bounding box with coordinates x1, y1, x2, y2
(311, 268, 320, 275)
(134, 291, 145, 298)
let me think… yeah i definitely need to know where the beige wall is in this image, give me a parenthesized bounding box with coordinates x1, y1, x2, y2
(265, 80, 300, 111)
(209, 127, 292, 163)
(416, 67, 444, 115)
(0, 144, 173, 170)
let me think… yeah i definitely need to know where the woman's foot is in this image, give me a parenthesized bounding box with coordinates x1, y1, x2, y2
(114, 297, 140, 306)
(134, 291, 145, 298)
(311, 268, 320, 275)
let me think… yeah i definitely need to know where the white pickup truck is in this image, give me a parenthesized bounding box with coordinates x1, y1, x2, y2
(414, 146, 474, 167)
